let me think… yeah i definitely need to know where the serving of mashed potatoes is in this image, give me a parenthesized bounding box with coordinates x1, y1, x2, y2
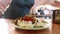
(13, 15, 48, 29)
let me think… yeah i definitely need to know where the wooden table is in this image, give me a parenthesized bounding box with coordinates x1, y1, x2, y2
(0, 18, 60, 34)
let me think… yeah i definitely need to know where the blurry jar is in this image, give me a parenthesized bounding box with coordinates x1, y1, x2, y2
(55, 10, 60, 24)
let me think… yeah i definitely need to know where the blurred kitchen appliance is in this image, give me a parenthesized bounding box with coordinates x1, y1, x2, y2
(53, 10, 60, 24)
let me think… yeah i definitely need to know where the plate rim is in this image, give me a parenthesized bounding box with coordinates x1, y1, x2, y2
(10, 22, 50, 30)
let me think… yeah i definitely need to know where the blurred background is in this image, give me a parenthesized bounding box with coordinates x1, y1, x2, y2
(0, 0, 60, 23)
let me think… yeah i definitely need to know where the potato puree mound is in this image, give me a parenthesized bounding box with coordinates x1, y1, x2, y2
(14, 16, 47, 29)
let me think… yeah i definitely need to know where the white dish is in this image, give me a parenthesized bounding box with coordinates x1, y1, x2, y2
(11, 19, 51, 30)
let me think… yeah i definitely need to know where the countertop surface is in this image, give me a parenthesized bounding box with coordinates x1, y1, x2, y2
(0, 18, 60, 34)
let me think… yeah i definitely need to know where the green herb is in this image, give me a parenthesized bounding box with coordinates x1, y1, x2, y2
(33, 26, 43, 28)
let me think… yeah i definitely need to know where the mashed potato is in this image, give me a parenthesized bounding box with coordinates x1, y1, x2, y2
(14, 16, 48, 29)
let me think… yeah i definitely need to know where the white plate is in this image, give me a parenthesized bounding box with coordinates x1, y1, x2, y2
(10, 20, 51, 30)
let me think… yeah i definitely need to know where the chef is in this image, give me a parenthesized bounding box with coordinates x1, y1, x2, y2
(4, 0, 34, 19)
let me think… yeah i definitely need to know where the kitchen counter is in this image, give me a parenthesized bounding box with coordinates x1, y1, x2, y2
(0, 18, 60, 34)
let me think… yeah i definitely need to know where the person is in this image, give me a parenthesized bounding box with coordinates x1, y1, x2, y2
(4, 0, 34, 19)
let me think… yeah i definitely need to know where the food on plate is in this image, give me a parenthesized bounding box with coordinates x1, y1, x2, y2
(13, 15, 48, 29)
